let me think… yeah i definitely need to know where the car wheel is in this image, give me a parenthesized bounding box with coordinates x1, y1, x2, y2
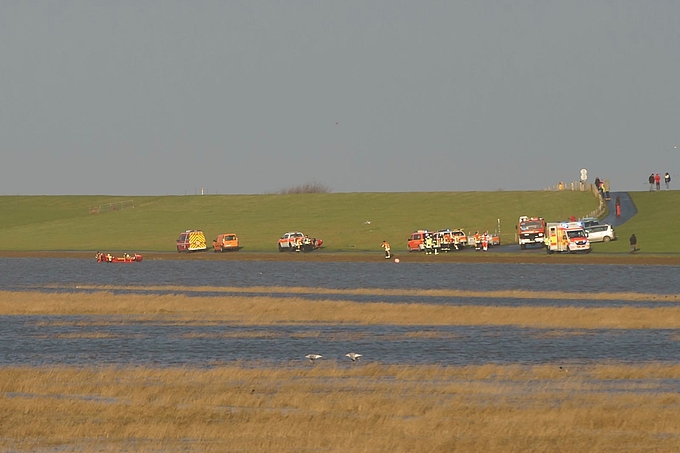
(603, 236, 611, 242)
(278, 245, 285, 252)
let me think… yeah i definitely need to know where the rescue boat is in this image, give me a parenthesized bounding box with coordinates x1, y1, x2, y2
(95, 253, 143, 263)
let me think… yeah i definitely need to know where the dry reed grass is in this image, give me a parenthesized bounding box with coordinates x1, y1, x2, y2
(3, 290, 680, 329)
(1, 363, 679, 452)
(65, 284, 680, 303)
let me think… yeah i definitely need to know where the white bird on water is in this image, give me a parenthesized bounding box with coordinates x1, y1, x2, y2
(305, 354, 323, 363)
(345, 353, 362, 362)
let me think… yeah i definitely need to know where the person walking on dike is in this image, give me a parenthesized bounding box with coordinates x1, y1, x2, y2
(665, 172, 671, 190)
(629, 233, 638, 253)
(381, 240, 391, 259)
(615, 195, 621, 218)
(649, 173, 655, 191)
(603, 179, 610, 200)
(655, 173, 661, 191)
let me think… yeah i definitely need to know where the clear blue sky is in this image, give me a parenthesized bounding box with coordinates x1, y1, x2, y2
(1, 1, 679, 195)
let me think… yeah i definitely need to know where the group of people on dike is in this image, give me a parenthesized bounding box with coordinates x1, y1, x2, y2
(648, 173, 671, 191)
(593, 177, 610, 199)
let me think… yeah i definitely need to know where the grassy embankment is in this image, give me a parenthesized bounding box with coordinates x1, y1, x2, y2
(0, 191, 598, 252)
(592, 191, 677, 253)
(2, 363, 680, 452)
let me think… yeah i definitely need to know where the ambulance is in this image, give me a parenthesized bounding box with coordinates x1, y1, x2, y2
(544, 222, 591, 254)
(176, 230, 207, 252)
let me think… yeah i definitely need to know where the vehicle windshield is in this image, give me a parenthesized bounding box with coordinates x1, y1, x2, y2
(567, 229, 586, 239)
(520, 221, 543, 231)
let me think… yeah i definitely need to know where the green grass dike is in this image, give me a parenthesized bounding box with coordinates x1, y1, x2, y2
(0, 190, 676, 254)
(593, 191, 678, 254)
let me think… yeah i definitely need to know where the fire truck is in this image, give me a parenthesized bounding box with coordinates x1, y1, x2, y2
(544, 222, 591, 254)
(517, 216, 546, 249)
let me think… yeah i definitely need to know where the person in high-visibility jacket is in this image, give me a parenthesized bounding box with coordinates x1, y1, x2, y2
(482, 232, 489, 251)
(473, 231, 481, 251)
(424, 235, 434, 255)
(442, 234, 450, 252)
(381, 240, 391, 259)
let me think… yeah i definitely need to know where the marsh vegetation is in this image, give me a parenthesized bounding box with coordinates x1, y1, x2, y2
(3, 283, 680, 451)
(2, 363, 680, 452)
(3, 289, 680, 329)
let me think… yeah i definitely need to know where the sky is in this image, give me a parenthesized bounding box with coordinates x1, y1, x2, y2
(1, 0, 679, 195)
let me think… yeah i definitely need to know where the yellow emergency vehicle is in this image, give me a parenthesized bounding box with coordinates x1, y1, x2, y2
(176, 230, 207, 252)
(544, 222, 591, 254)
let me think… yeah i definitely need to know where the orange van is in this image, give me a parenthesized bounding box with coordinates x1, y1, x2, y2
(212, 233, 240, 252)
(407, 230, 429, 252)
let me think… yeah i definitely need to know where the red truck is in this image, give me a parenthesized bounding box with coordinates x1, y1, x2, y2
(517, 216, 546, 249)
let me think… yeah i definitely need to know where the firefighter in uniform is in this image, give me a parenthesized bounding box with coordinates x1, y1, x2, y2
(381, 240, 391, 259)
(474, 231, 481, 251)
(424, 234, 434, 255)
(442, 233, 449, 252)
(482, 232, 489, 251)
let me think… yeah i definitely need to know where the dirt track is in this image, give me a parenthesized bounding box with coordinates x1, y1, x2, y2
(1, 250, 678, 266)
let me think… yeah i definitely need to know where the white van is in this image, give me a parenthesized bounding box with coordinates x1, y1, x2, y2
(585, 224, 616, 243)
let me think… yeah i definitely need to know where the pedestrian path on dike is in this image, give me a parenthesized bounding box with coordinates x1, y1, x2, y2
(601, 192, 637, 227)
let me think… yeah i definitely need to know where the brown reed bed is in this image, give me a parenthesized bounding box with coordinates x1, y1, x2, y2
(66, 283, 680, 303)
(1, 363, 679, 452)
(3, 290, 680, 329)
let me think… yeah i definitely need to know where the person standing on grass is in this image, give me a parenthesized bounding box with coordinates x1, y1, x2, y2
(649, 173, 655, 191)
(615, 196, 621, 217)
(655, 173, 661, 191)
(381, 240, 391, 259)
(665, 172, 671, 189)
(629, 234, 638, 253)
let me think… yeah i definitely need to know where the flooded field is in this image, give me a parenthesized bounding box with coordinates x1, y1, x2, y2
(2, 257, 680, 452)
(2, 257, 679, 293)
(1, 257, 679, 368)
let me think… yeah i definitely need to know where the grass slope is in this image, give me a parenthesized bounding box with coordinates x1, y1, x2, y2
(1, 191, 599, 252)
(590, 191, 678, 254)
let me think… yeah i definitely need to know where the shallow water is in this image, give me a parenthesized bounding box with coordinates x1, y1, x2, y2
(3, 317, 679, 367)
(1, 257, 679, 293)
(1, 257, 679, 368)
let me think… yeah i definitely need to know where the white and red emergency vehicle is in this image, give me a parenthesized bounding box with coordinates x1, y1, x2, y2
(544, 222, 591, 254)
(517, 216, 546, 249)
